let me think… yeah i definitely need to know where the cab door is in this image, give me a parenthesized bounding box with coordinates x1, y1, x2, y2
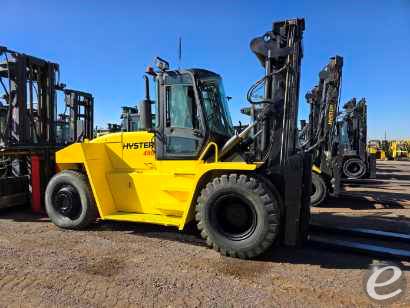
(156, 72, 205, 160)
(149, 71, 206, 217)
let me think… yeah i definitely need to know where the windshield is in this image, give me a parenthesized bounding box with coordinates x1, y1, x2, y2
(199, 78, 234, 137)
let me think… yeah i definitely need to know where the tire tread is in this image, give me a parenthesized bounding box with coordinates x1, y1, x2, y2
(195, 173, 279, 259)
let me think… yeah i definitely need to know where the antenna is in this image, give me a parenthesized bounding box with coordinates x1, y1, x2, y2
(178, 37, 182, 69)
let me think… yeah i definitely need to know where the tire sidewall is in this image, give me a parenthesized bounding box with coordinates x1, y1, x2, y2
(200, 182, 277, 252)
(343, 158, 366, 179)
(310, 172, 326, 206)
(45, 172, 93, 228)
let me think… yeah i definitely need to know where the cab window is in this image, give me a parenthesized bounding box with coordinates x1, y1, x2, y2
(161, 73, 203, 157)
(165, 85, 199, 129)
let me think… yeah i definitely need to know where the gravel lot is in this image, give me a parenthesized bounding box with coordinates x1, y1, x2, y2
(0, 160, 409, 307)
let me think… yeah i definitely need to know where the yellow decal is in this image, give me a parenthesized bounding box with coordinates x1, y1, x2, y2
(328, 104, 335, 126)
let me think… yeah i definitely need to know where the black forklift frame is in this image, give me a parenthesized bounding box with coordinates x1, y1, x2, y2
(120, 106, 139, 132)
(0, 46, 94, 209)
(248, 19, 311, 245)
(63, 89, 94, 143)
(302, 56, 344, 196)
(337, 98, 376, 178)
(0, 47, 59, 148)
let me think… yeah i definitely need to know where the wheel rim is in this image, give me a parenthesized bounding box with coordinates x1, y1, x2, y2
(53, 185, 81, 219)
(344, 159, 365, 178)
(347, 162, 360, 174)
(210, 194, 257, 241)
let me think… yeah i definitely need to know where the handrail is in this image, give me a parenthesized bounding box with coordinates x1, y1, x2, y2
(198, 142, 218, 163)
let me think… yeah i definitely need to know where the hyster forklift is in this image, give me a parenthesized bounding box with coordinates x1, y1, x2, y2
(337, 98, 376, 179)
(300, 56, 343, 206)
(45, 19, 311, 259)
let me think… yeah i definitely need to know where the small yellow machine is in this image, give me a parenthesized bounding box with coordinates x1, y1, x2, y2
(368, 140, 386, 160)
(389, 140, 408, 160)
(45, 19, 311, 259)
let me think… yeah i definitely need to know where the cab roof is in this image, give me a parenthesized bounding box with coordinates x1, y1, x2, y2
(187, 68, 220, 78)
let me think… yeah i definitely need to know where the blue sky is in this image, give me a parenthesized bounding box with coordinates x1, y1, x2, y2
(1, 0, 409, 139)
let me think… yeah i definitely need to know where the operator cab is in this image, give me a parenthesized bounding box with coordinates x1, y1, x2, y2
(144, 58, 234, 160)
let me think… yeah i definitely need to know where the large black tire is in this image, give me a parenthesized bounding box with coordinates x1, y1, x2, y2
(45, 170, 98, 229)
(310, 172, 327, 207)
(195, 174, 280, 259)
(343, 158, 366, 179)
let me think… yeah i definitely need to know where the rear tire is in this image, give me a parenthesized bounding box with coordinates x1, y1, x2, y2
(310, 172, 327, 207)
(45, 170, 98, 229)
(195, 174, 280, 259)
(343, 158, 366, 179)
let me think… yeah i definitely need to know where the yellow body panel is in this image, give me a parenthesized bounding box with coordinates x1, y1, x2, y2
(56, 131, 257, 230)
(368, 147, 377, 155)
(368, 145, 386, 160)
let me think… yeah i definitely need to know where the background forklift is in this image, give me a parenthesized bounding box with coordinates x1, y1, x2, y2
(368, 139, 386, 160)
(0, 46, 94, 211)
(300, 56, 343, 206)
(337, 98, 376, 179)
(388, 140, 409, 160)
(45, 19, 311, 259)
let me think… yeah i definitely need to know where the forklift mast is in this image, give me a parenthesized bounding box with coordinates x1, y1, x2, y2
(0, 45, 94, 210)
(247, 19, 309, 245)
(338, 97, 368, 161)
(304, 56, 343, 176)
(63, 89, 94, 143)
(0, 46, 59, 147)
(0, 46, 94, 148)
(248, 19, 305, 170)
(337, 97, 376, 178)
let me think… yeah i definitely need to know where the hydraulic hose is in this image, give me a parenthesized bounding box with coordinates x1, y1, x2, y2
(246, 64, 288, 104)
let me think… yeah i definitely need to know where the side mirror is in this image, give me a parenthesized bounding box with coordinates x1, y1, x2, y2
(155, 57, 169, 71)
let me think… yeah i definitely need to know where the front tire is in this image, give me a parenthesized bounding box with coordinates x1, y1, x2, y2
(45, 170, 98, 229)
(195, 174, 280, 259)
(311, 172, 327, 207)
(343, 158, 366, 179)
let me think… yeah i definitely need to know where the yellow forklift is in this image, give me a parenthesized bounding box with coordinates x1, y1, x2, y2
(45, 19, 311, 259)
(389, 140, 409, 160)
(368, 140, 386, 160)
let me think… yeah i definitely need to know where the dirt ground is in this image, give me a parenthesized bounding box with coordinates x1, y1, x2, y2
(312, 160, 410, 234)
(1, 160, 410, 307)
